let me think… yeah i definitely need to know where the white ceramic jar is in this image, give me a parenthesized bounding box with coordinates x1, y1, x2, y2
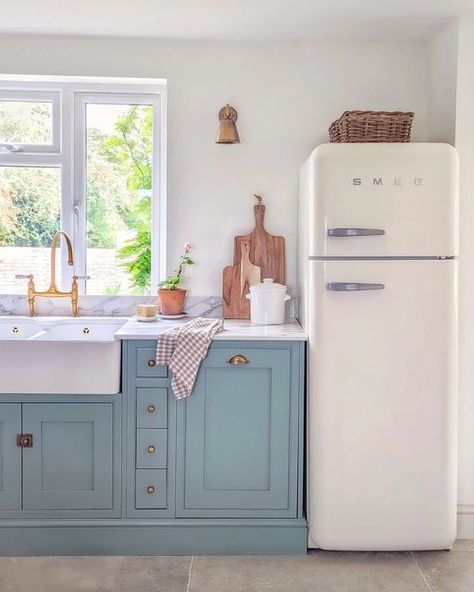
(246, 278, 290, 325)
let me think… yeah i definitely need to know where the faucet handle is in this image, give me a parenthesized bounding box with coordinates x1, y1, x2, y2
(15, 274, 33, 279)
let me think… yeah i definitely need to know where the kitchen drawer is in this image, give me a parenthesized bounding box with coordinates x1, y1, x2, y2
(136, 347, 168, 378)
(136, 469, 167, 509)
(136, 388, 168, 429)
(136, 429, 167, 469)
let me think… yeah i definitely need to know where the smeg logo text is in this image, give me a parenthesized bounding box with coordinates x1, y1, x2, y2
(352, 177, 424, 186)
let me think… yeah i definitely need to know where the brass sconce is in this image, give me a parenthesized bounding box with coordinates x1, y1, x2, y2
(216, 104, 240, 144)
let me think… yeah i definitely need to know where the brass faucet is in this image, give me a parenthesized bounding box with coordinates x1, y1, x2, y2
(23, 231, 79, 317)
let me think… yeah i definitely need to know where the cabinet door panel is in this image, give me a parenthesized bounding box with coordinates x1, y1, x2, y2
(177, 347, 293, 517)
(22, 403, 113, 510)
(0, 404, 21, 510)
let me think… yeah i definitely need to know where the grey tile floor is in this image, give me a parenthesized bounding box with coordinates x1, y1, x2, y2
(0, 542, 472, 592)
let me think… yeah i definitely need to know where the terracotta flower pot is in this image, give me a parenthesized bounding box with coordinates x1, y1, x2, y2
(158, 288, 187, 315)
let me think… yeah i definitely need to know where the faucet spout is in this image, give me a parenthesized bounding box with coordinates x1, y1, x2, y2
(49, 231, 74, 292)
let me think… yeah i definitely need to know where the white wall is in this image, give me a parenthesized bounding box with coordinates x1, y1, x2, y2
(427, 17, 474, 538)
(428, 21, 458, 144)
(0, 34, 430, 296)
(454, 18, 474, 537)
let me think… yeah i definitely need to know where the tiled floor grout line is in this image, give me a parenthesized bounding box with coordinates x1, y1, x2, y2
(409, 551, 435, 592)
(186, 555, 195, 592)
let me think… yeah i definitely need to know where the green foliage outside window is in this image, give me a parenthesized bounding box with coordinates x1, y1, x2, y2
(0, 103, 153, 294)
(103, 105, 153, 293)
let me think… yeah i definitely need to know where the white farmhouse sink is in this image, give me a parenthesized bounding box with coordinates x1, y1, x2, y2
(0, 317, 126, 394)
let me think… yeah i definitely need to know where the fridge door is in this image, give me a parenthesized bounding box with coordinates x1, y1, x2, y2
(307, 143, 458, 257)
(307, 259, 457, 550)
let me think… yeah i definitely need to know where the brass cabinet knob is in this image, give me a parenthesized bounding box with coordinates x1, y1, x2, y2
(148, 359, 156, 367)
(147, 485, 156, 494)
(227, 354, 249, 365)
(147, 404, 156, 413)
(147, 445, 156, 454)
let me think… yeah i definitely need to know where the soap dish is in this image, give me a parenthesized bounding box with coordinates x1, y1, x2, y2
(133, 315, 159, 323)
(136, 316, 158, 322)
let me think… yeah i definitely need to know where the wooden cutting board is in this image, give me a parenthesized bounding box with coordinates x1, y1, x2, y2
(222, 240, 262, 319)
(222, 195, 285, 319)
(233, 195, 285, 285)
(240, 239, 261, 294)
(222, 261, 249, 319)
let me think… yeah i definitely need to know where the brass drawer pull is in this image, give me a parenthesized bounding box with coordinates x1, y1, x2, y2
(147, 485, 156, 494)
(147, 359, 156, 367)
(147, 404, 156, 413)
(228, 354, 249, 365)
(147, 445, 156, 454)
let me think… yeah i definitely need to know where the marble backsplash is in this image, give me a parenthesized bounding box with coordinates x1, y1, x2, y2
(0, 294, 224, 318)
(0, 293, 297, 319)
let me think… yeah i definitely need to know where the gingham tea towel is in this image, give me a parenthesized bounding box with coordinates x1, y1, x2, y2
(156, 317, 224, 399)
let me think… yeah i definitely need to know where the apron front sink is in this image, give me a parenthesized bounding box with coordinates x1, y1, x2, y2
(0, 317, 126, 394)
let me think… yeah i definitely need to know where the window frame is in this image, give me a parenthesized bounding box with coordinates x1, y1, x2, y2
(0, 76, 167, 295)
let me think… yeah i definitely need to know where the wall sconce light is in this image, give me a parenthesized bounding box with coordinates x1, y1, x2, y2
(216, 104, 240, 144)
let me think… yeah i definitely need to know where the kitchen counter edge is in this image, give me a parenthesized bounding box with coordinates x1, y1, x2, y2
(115, 318, 307, 341)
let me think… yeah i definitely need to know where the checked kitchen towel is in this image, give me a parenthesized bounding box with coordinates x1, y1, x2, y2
(156, 317, 224, 399)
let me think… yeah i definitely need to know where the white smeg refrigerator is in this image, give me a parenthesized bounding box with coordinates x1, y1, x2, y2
(298, 143, 458, 551)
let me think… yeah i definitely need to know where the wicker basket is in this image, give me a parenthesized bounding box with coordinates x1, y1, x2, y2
(329, 110, 414, 143)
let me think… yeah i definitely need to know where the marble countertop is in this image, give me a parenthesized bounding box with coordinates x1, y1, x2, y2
(115, 317, 307, 341)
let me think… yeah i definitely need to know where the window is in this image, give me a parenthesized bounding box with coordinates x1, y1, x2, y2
(0, 77, 166, 295)
(0, 91, 60, 152)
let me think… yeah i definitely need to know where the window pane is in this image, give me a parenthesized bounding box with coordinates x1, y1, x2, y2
(0, 167, 61, 293)
(0, 101, 53, 145)
(85, 103, 153, 295)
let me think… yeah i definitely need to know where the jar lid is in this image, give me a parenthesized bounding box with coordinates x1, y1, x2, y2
(249, 278, 287, 292)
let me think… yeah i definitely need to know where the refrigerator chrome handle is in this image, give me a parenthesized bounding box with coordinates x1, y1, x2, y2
(327, 282, 385, 292)
(327, 228, 386, 237)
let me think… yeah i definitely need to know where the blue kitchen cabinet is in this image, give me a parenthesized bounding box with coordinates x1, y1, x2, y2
(127, 343, 170, 516)
(22, 403, 114, 510)
(0, 397, 120, 519)
(125, 339, 304, 522)
(0, 404, 21, 510)
(0, 339, 306, 555)
(176, 342, 303, 518)
(124, 342, 176, 518)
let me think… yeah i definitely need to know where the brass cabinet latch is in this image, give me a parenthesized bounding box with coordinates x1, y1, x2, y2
(16, 433, 33, 448)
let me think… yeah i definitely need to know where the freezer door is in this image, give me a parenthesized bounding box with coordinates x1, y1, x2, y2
(307, 143, 458, 257)
(307, 259, 457, 550)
